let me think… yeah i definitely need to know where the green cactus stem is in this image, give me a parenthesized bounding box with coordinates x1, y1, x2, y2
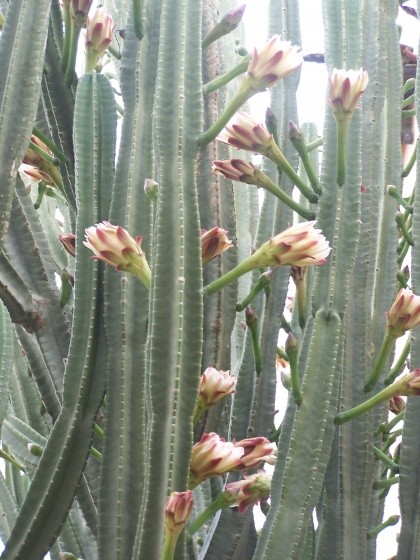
(288, 121, 321, 196)
(306, 136, 323, 151)
(363, 329, 395, 392)
(133, 0, 144, 41)
(202, 55, 250, 95)
(285, 333, 302, 406)
(372, 446, 399, 472)
(396, 212, 413, 246)
(367, 515, 400, 539)
(372, 476, 399, 490)
(335, 117, 351, 187)
(246, 306, 262, 375)
(187, 492, 234, 538)
(402, 141, 417, 177)
(236, 271, 272, 311)
(387, 185, 413, 212)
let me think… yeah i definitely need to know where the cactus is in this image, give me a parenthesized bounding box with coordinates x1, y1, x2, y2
(0, 0, 419, 559)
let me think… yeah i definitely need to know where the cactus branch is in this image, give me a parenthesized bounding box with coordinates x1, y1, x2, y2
(363, 329, 395, 392)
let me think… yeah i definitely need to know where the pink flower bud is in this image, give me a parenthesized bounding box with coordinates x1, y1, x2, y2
(251, 221, 331, 268)
(386, 288, 420, 338)
(388, 395, 405, 415)
(234, 436, 275, 468)
(84, 221, 151, 288)
(164, 491, 194, 534)
(198, 367, 237, 407)
(397, 369, 420, 396)
(225, 470, 271, 513)
(190, 433, 244, 486)
(201, 227, 233, 264)
(246, 36, 303, 89)
(216, 112, 273, 153)
(22, 135, 53, 168)
(212, 159, 259, 184)
(19, 164, 54, 186)
(59, 234, 76, 257)
(329, 68, 369, 117)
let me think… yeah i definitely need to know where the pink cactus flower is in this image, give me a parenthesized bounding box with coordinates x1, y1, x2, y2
(198, 367, 237, 407)
(225, 470, 271, 513)
(164, 491, 194, 534)
(329, 68, 369, 117)
(386, 288, 420, 338)
(216, 112, 273, 153)
(201, 227, 233, 264)
(212, 159, 259, 184)
(234, 436, 275, 468)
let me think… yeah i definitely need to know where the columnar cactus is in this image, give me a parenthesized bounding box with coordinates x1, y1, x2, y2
(0, 1, 418, 560)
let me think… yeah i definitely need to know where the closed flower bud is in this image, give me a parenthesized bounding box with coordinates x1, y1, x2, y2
(164, 491, 194, 534)
(329, 68, 369, 117)
(23, 135, 53, 168)
(386, 288, 420, 338)
(234, 436, 275, 468)
(225, 470, 271, 513)
(19, 164, 54, 187)
(198, 367, 237, 407)
(201, 227, 233, 264)
(212, 159, 259, 184)
(250, 221, 330, 268)
(59, 234, 76, 257)
(189, 432, 244, 486)
(217, 112, 273, 153)
(396, 369, 420, 396)
(246, 35, 303, 90)
(144, 178, 158, 201)
(70, 0, 92, 18)
(84, 221, 151, 288)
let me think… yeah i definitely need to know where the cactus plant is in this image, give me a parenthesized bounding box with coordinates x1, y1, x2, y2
(0, 0, 419, 559)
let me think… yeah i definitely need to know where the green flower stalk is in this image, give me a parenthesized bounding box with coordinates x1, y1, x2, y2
(212, 159, 315, 220)
(203, 221, 330, 297)
(85, 7, 115, 72)
(202, 4, 246, 50)
(84, 222, 151, 289)
(201, 227, 233, 264)
(192, 367, 237, 426)
(198, 37, 303, 145)
(246, 306, 263, 375)
(336, 368, 420, 425)
(329, 68, 369, 186)
(288, 120, 321, 195)
(215, 113, 318, 203)
(163, 491, 194, 560)
(291, 265, 307, 329)
(364, 288, 420, 392)
(285, 333, 302, 406)
(236, 271, 272, 312)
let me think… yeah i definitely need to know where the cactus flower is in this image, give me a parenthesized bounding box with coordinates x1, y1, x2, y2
(164, 491, 194, 534)
(70, 0, 93, 18)
(59, 234, 76, 257)
(216, 112, 273, 153)
(189, 433, 244, 486)
(386, 288, 420, 338)
(23, 135, 54, 168)
(84, 222, 151, 289)
(234, 436, 275, 468)
(251, 221, 331, 268)
(198, 367, 237, 407)
(201, 227, 233, 264)
(19, 164, 55, 187)
(389, 395, 405, 415)
(85, 7, 114, 71)
(225, 470, 272, 513)
(246, 36, 303, 89)
(329, 68, 369, 117)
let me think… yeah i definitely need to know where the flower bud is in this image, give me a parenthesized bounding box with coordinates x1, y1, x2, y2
(246, 36, 303, 89)
(386, 288, 420, 338)
(225, 470, 271, 513)
(189, 433, 244, 486)
(216, 112, 273, 153)
(144, 178, 158, 201)
(234, 436, 275, 468)
(396, 369, 420, 396)
(388, 395, 405, 415)
(59, 234, 76, 257)
(23, 135, 54, 168)
(84, 221, 151, 288)
(70, 0, 93, 19)
(212, 159, 259, 184)
(198, 367, 237, 407)
(201, 227, 233, 264)
(329, 68, 369, 118)
(19, 164, 55, 187)
(85, 7, 114, 70)
(250, 221, 331, 268)
(164, 491, 194, 535)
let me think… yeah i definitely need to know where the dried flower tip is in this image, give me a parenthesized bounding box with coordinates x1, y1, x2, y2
(198, 367, 237, 407)
(164, 491, 194, 534)
(252, 221, 331, 268)
(23, 135, 54, 168)
(190, 432, 244, 485)
(388, 395, 405, 415)
(386, 288, 420, 338)
(212, 159, 259, 184)
(201, 227, 233, 264)
(19, 164, 54, 187)
(246, 35, 303, 89)
(234, 436, 275, 468)
(59, 234, 76, 257)
(329, 68, 369, 116)
(217, 112, 273, 153)
(84, 221, 151, 288)
(70, 0, 93, 18)
(225, 470, 272, 513)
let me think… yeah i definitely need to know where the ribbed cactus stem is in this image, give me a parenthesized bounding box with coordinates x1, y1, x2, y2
(335, 117, 351, 187)
(133, 0, 144, 40)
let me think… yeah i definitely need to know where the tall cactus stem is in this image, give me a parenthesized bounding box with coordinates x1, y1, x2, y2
(133, 0, 144, 41)
(336, 117, 351, 187)
(363, 329, 395, 392)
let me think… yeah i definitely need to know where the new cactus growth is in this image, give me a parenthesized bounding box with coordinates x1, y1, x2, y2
(0, 1, 418, 559)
